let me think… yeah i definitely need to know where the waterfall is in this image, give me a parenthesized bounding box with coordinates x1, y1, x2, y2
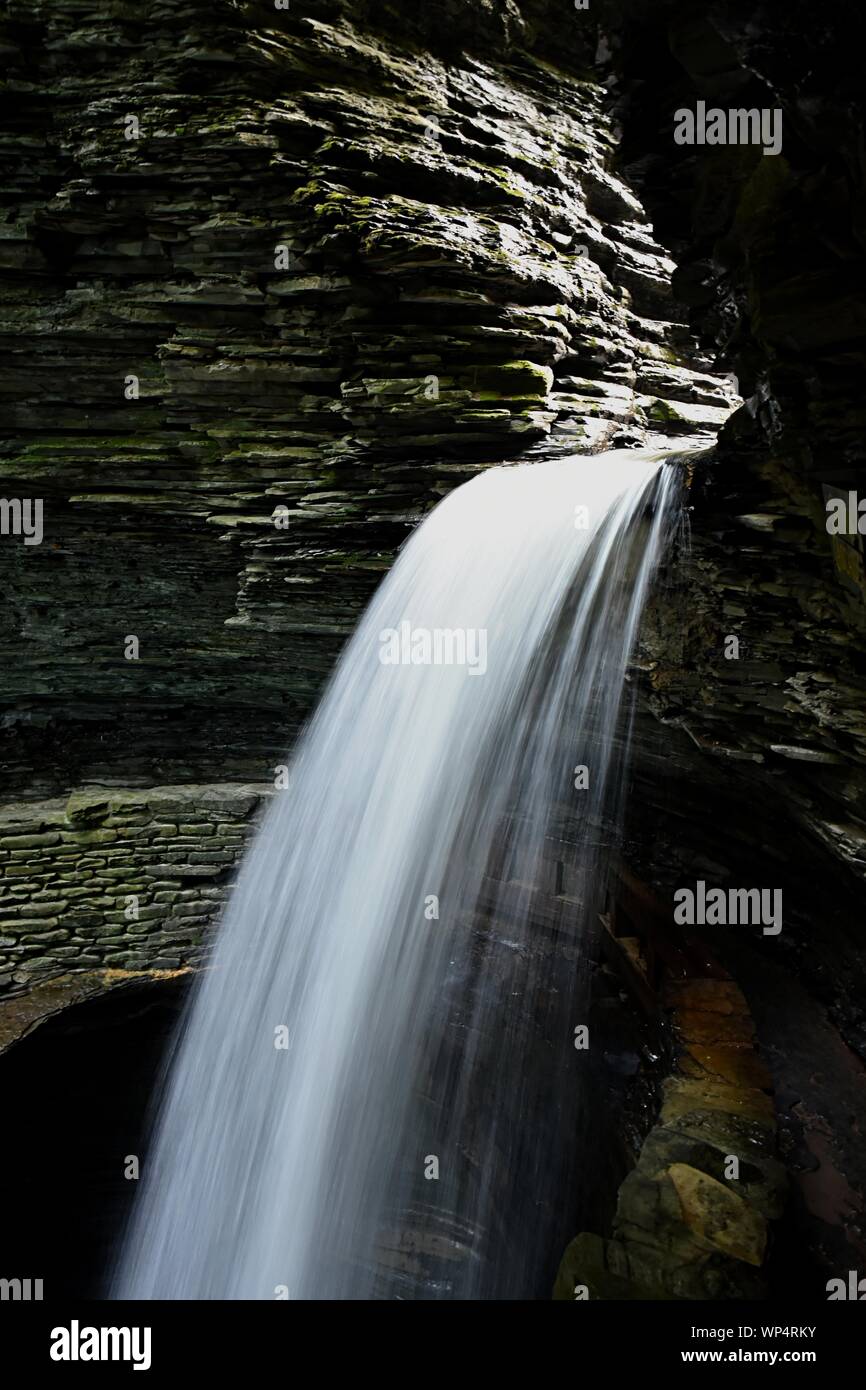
(114, 450, 681, 1300)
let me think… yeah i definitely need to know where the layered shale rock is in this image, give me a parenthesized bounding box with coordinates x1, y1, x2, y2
(592, 0, 866, 1053)
(0, 0, 730, 798)
(596, 0, 866, 1289)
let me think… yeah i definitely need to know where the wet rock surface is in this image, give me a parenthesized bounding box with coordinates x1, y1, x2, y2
(596, 0, 866, 1293)
(600, 0, 866, 1053)
(555, 969, 786, 1300)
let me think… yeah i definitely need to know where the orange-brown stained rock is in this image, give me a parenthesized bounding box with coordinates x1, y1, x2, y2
(675, 1007, 756, 1049)
(678, 1043, 774, 1091)
(665, 1162, 768, 1266)
(664, 978, 748, 1015)
(661, 1076, 776, 1129)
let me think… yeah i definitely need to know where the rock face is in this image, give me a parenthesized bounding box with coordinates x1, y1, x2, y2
(0, 0, 730, 797)
(597, 0, 866, 1290)
(597, 0, 866, 1057)
(1, 0, 864, 1299)
(555, 970, 786, 1300)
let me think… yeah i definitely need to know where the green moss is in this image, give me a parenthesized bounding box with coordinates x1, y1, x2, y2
(469, 361, 554, 396)
(291, 180, 325, 203)
(647, 398, 686, 424)
(469, 163, 526, 200)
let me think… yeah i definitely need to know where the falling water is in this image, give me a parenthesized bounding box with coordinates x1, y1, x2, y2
(115, 450, 681, 1300)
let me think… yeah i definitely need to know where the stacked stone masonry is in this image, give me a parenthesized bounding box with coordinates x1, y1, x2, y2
(0, 785, 269, 993)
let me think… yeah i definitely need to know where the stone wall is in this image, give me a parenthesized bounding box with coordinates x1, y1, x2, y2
(0, 785, 269, 993)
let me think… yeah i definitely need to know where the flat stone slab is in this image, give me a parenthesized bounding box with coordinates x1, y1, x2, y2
(661, 1076, 776, 1129)
(0, 967, 191, 1056)
(666, 1162, 767, 1266)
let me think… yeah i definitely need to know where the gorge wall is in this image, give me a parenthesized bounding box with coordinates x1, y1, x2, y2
(1, 0, 865, 1298)
(0, 0, 731, 991)
(602, 0, 866, 1050)
(600, 0, 866, 1290)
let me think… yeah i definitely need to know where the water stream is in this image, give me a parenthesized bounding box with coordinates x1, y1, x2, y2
(115, 450, 681, 1300)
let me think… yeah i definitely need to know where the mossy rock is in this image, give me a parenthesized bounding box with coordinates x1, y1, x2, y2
(661, 1076, 775, 1130)
(665, 1163, 767, 1266)
(553, 1232, 677, 1301)
(65, 791, 112, 827)
(468, 360, 554, 397)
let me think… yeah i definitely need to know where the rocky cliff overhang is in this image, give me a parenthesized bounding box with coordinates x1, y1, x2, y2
(0, 0, 730, 797)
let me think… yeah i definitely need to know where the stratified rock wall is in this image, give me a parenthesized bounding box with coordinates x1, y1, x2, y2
(0, 0, 727, 797)
(582, 0, 866, 1057)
